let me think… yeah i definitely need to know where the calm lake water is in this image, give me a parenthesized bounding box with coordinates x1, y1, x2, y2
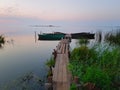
(0, 26, 119, 89)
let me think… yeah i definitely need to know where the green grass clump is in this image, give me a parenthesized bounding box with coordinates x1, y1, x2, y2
(77, 39, 89, 46)
(82, 66, 111, 90)
(45, 57, 55, 70)
(105, 30, 120, 46)
(70, 45, 98, 65)
(69, 44, 120, 89)
(70, 83, 77, 90)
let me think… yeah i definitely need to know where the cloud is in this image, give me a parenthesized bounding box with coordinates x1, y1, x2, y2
(0, 3, 20, 17)
(5, 6, 16, 14)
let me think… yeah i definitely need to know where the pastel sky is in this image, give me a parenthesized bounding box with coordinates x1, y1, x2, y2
(0, 0, 120, 30)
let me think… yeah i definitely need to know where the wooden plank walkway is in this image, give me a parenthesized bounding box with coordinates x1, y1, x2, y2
(52, 39, 71, 90)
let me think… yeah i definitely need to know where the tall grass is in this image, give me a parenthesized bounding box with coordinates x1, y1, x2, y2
(77, 39, 89, 46)
(69, 44, 120, 90)
(45, 57, 55, 72)
(105, 30, 120, 46)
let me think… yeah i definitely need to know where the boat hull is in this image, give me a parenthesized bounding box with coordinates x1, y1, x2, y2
(71, 33, 95, 39)
(38, 34, 65, 40)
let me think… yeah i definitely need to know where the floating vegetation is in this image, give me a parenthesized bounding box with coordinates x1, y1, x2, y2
(0, 72, 44, 90)
(0, 35, 5, 48)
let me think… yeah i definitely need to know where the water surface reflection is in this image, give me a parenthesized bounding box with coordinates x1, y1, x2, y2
(0, 26, 119, 89)
(0, 33, 60, 89)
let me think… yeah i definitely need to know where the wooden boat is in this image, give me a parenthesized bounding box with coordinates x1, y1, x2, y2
(71, 32, 95, 39)
(38, 32, 66, 40)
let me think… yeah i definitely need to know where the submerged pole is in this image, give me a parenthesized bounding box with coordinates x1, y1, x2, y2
(34, 31, 37, 43)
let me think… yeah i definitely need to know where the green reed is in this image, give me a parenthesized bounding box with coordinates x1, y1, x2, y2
(69, 43, 120, 90)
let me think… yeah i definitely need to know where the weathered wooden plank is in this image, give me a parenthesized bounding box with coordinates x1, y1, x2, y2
(62, 44, 65, 53)
(58, 54, 63, 82)
(59, 43, 63, 53)
(65, 44, 68, 54)
(53, 54, 60, 82)
(62, 55, 67, 82)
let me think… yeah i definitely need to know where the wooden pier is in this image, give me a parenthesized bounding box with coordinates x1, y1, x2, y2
(52, 38, 71, 90)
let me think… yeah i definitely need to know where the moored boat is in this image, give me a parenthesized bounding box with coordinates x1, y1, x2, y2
(38, 32, 66, 40)
(71, 32, 95, 39)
